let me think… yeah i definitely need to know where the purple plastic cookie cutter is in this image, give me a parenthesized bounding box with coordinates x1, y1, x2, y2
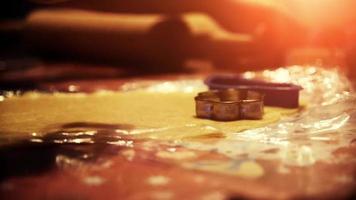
(205, 74, 303, 108)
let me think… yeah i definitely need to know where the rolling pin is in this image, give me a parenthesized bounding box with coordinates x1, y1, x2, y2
(24, 9, 260, 71)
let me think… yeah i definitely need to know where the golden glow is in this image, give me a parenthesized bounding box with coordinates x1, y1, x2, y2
(245, 0, 355, 28)
(286, 0, 354, 28)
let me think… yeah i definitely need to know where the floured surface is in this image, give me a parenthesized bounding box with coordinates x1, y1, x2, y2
(0, 91, 295, 140)
(1, 66, 356, 200)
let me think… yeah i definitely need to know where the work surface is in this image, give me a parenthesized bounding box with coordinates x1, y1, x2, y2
(1, 66, 356, 200)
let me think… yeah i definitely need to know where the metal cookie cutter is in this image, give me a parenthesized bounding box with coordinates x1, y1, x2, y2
(195, 89, 264, 121)
(205, 74, 302, 108)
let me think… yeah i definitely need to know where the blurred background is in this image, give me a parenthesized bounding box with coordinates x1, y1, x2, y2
(0, 0, 356, 90)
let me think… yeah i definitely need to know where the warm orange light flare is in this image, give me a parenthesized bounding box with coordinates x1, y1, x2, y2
(287, 0, 355, 28)
(249, 0, 356, 28)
